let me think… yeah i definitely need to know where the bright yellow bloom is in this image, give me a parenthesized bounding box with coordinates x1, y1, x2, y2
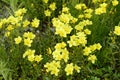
(23, 49, 35, 58)
(24, 38, 33, 47)
(34, 55, 43, 63)
(90, 44, 97, 51)
(59, 13, 72, 23)
(61, 48, 69, 62)
(52, 50, 62, 60)
(7, 16, 19, 25)
(78, 14, 84, 19)
(75, 3, 87, 10)
(84, 8, 93, 14)
(65, 63, 74, 75)
(31, 18, 40, 28)
(83, 47, 91, 56)
(67, 35, 78, 47)
(95, 3, 107, 15)
(114, 26, 120, 35)
(23, 32, 35, 39)
(44, 61, 60, 76)
(23, 20, 30, 27)
(28, 54, 35, 62)
(55, 42, 66, 50)
(44, 10, 51, 16)
(15, 8, 27, 17)
(112, 0, 119, 6)
(49, 2, 56, 11)
(71, 17, 78, 23)
(84, 13, 92, 19)
(62, 7, 69, 13)
(50, 67, 59, 76)
(84, 29, 91, 35)
(55, 23, 72, 37)
(74, 64, 81, 73)
(14, 36, 22, 44)
(96, 43, 102, 50)
(0, 22, 3, 29)
(75, 24, 84, 31)
(46, 48, 52, 54)
(88, 55, 97, 64)
(6, 25, 14, 31)
(55, 28, 67, 37)
(100, 3, 107, 8)
(4, 31, 10, 37)
(42, 0, 48, 3)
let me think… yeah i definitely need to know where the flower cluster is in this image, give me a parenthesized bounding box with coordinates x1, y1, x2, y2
(0, 8, 42, 62)
(83, 43, 102, 63)
(44, 60, 60, 76)
(44, 1, 56, 17)
(65, 63, 81, 76)
(95, 3, 107, 15)
(112, 0, 119, 6)
(23, 49, 43, 63)
(43, 3, 102, 76)
(114, 26, 120, 36)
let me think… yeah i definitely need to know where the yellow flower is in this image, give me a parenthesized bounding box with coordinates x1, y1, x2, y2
(92, 0, 98, 3)
(0, 22, 3, 29)
(34, 55, 43, 63)
(31, 18, 40, 28)
(88, 55, 97, 64)
(78, 14, 84, 19)
(44, 61, 60, 76)
(44, 9, 51, 16)
(24, 38, 33, 47)
(49, 2, 56, 11)
(28, 54, 35, 62)
(84, 13, 92, 19)
(23, 32, 35, 39)
(55, 28, 67, 37)
(23, 49, 35, 58)
(90, 44, 97, 51)
(75, 3, 87, 10)
(5, 31, 10, 37)
(62, 7, 69, 13)
(61, 48, 69, 62)
(83, 47, 91, 56)
(65, 63, 74, 75)
(46, 48, 52, 54)
(75, 24, 84, 31)
(96, 43, 102, 50)
(74, 64, 81, 73)
(23, 20, 30, 27)
(15, 8, 27, 17)
(84, 29, 91, 35)
(84, 8, 93, 14)
(52, 50, 62, 60)
(55, 42, 66, 50)
(42, 0, 48, 3)
(14, 36, 22, 44)
(75, 4, 82, 10)
(6, 25, 14, 31)
(112, 0, 119, 6)
(58, 13, 72, 23)
(51, 67, 59, 76)
(114, 26, 120, 35)
(7, 16, 19, 25)
(100, 3, 107, 8)
(95, 3, 107, 15)
(71, 17, 78, 23)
